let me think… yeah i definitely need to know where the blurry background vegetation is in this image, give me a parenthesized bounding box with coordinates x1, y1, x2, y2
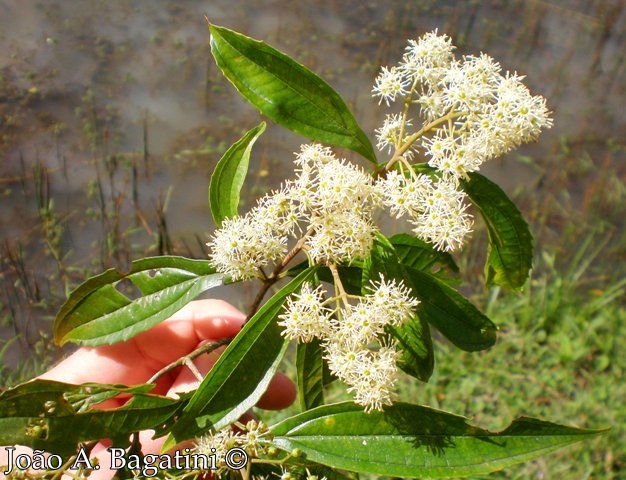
(1, 1, 624, 478)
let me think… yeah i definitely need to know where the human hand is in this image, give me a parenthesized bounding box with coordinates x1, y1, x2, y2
(1, 299, 296, 479)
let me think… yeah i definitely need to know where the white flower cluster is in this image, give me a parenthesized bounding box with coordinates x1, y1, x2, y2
(373, 31, 552, 252)
(194, 420, 269, 474)
(377, 170, 473, 252)
(278, 276, 419, 412)
(208, 144, 380, 280)
(206, 32, 552, 413)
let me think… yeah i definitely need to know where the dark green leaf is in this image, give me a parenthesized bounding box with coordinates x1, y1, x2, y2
(361, 233, 405, 295)
(390, 233, 459, 276)
(0, 380, 181, 457)
(54, 257, 224, 347)
(209, 24, 376, 162)
(0, 380, 156, 417)
(407, 266, 497, 351)
(362, 234, 434, 381)
(296, 339, 326, 411)
(209, 122, 266, 227)
(317, 265, 364, 295)
(386, 316, 434, 382)
(164, 266, 319, 449)
(271, 402, 608, 478)
(462, 172, 533, 290)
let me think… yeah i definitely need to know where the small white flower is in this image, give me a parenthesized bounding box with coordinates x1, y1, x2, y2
(240, 419, 270, 456)
(496, 73, 553, 142)
(307, 210, 378, 264)
(294, 143, 336, 169)
(411, 178, 473, 252)
(402, 31, 455, 70)
(375, 114, 411, 154)
(377, 170, 431, 219)
(374, 32, 552, 190)
(331, 300, 387, 347)
(278, 283, 330, 343)
(207, 209, 288, 281)
(372, 66, 410, 105)
(365, 274, 419, 327)
(194, 427, 242, 472)
(417, 90, 447, 121)
(314, 157, 378, 213)
(345, 344, 401, 413)
(324, 340, 369, 383)
(423, 128, 482, 176)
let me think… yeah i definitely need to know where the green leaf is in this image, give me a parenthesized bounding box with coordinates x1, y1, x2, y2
(164, 266, 319, 449)
(54, 256, 225, 346)
(361, 233, 405, 293)
(209, 122, 266, 227)
(386, 316, 434, 382)
(271, 402, 608, 478)
(390, 233, 459, 276)
(361, 234, 434, 381)
(407, 266, 497, 351)
(209, 24, 376, 162)
(377, 229, 494, 352)
(317, 265, 364, 296)
(462, 172, 533, 290)
(0, 380, 182, 457)
(296, 338, 326, 411)
(0, 380, 157, 418)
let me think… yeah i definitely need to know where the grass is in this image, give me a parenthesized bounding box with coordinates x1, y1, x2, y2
(403, 247, 626, 479)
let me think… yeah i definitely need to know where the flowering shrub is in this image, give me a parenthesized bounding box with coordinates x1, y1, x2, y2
(0, 24, 604, 479)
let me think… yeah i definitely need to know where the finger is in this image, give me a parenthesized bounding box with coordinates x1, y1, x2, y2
(38, 346, 154, 393)
(256, 371, 297, 410)
(132, 299, 246, 369)
(131, 347, 224, 455)
(38, 300, 246, 390)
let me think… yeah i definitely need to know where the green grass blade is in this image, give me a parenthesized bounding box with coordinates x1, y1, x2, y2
(209, 24, 376, 162)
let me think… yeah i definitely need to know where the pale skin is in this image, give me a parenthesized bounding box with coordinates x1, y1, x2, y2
(0, 299, 296, 479)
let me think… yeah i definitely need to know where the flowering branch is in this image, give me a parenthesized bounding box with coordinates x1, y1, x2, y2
(203, 31, 552, 413)
(383, 110, 466, 171)
(15, 23, 598, 480)
(246, 229, 313, 321)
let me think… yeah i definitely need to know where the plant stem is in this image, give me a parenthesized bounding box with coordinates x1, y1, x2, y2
(147, 338, 232, 385)
(246, 230, 312, 321)
(329, 263, 349, 306)
(49, 454, 78, 480)
(383, 110, 465, 172)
